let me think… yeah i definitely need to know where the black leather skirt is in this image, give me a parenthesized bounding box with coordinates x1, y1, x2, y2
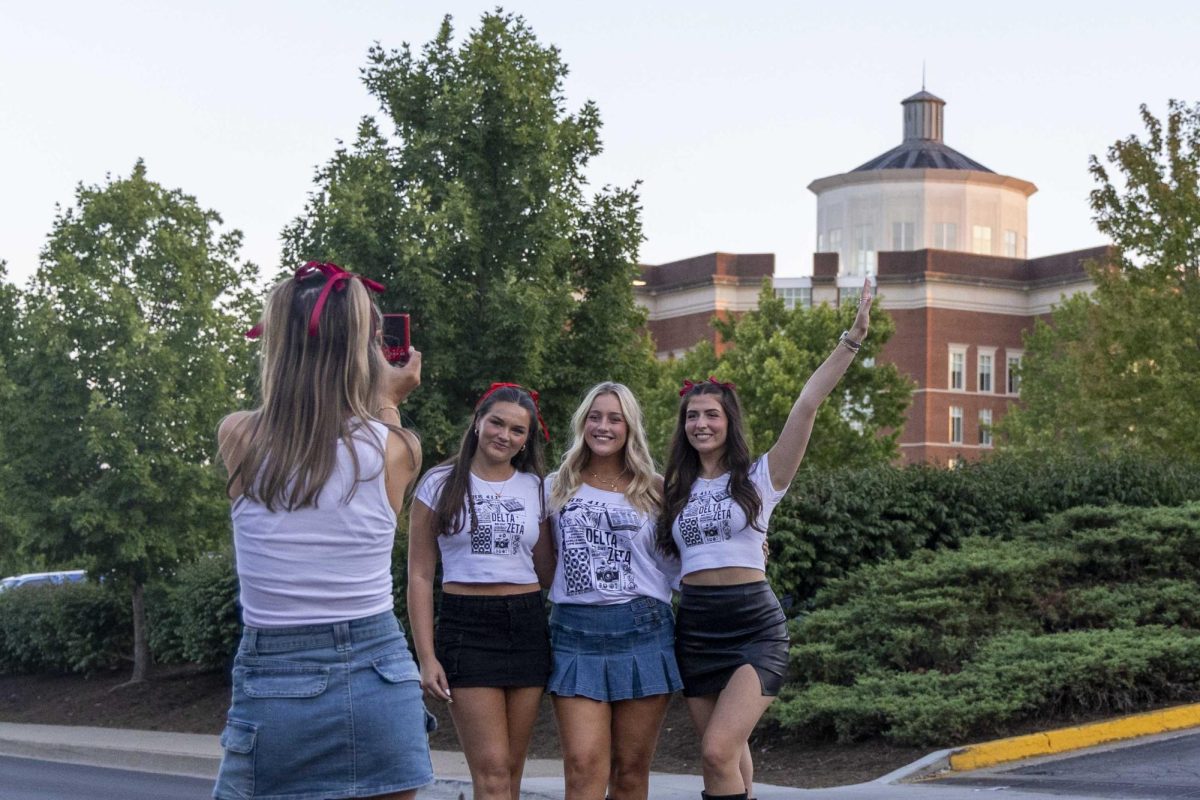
(674, 580, 789, 697)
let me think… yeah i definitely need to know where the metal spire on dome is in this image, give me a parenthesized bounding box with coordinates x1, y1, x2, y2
(851, 88, 992, 173)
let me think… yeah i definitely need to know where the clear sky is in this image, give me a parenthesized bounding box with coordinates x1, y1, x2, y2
(2, 0, 1197, 286)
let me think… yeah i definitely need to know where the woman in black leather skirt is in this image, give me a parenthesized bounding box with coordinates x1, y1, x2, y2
(656, 279, 873, 800)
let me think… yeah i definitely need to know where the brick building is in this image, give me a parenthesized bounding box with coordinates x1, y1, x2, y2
(635, 89, 1103, 466)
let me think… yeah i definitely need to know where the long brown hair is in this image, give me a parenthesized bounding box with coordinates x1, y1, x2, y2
(226, 268, 407, 510)
(656, 383, 763, 556)
(433, 385, 546, 536)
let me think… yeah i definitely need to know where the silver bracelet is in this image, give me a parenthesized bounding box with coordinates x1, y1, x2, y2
(838, 330, 862, 353)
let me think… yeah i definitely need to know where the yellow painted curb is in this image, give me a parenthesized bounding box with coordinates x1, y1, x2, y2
(949, 702, 1200, 772)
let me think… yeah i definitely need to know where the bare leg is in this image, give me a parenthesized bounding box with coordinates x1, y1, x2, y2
(553, 695, 612, 800)
(686, 665, 774, 796)
(607, 693, 671, 800)
(449, 687, 517, 800)
(502, 686, 545, 800)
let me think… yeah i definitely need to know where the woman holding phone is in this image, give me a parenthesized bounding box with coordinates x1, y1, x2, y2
(407, 383, 554, 800)
(658, 280, 873, 800)
(214, 261, 432, 800)
(546, 382, 681, 800)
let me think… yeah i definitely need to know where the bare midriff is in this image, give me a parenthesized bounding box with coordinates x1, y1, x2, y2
(442, 582, 541, 596)
(680, 566, 766, 586)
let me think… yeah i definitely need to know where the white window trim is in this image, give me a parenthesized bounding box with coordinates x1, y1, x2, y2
(948, 344, 968, 392)
(1006, 348, 1025, 396)
(979, 408, 993, 448)
(949, 406, 964, 444)
(977, 347, 997, 395)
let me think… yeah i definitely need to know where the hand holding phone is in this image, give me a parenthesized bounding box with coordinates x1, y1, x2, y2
(382, 313, 411, 365)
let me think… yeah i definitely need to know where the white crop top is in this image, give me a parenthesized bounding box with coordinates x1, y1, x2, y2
(546, 475, 678, 606)
(232, 420, 397, 627)
(670, 454, 787, 577)
(414, 466, 546, 585)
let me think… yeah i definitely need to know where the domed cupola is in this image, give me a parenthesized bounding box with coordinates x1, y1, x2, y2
(853, 90, 992, 172)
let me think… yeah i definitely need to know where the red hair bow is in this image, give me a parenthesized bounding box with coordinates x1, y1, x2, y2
(477, 382, 551, 442)
(679, 376, 736, 397)
(246, 261, 387, 339)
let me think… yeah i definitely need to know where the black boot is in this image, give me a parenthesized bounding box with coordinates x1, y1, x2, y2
(701, 792, 748, 800)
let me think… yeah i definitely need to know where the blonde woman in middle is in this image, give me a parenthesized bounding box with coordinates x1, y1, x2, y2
(546, 382, 682, 800)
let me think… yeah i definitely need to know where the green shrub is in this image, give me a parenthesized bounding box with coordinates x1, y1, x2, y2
(0, 582, 129, 674)
(773, 503, 1200, 745)
(768, 453, 1200, 606)
(149, 550, 241, 669)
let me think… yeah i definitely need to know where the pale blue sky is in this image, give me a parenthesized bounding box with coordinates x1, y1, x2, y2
(2, 0, 1197, 285)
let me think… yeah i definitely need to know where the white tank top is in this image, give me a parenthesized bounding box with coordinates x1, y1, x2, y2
(670, 454, 787, 577)
(232, 420, 397, 627)
(414, 466, 546, 585)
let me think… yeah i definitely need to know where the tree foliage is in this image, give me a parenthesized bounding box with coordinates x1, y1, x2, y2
(1001, 100, 1200, 457)
(644, 284, 912, 467)
(1, 161, 258, 680)
(282, 11, 655, 458)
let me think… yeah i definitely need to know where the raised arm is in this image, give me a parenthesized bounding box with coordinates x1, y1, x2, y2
(767, 278, 873, 491)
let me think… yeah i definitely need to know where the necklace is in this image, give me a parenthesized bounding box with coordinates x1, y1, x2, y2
(588, 467, 629, 492)
(474, 470, 515, 498)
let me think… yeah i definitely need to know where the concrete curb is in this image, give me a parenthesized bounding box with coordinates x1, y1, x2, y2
(945, 702, 1200, 772)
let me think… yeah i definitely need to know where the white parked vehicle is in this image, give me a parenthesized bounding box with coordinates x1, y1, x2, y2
(0, 570, 87, 593)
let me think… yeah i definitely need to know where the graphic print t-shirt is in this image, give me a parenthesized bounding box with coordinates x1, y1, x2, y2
(414, 466, 546, 585)
(547, 477, 677, 606)
(670, 455, 787, 577)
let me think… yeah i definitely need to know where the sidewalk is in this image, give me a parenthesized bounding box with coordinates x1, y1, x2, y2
(2, 719, 1198, 799)
(0, 721, 926, 798)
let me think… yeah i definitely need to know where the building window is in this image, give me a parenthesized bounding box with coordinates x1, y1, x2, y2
(840, 287, 862, 307)
(979, 408, 993, 447)
(828, 228, 842, 254)
(949, 406, 963, 444)
(776, 286, 812, 310)
(853, 225, 875, 275)
(949, 346, 967, 390)
(1003, 229, 1018, 257)
(1007, 351, 1023, 394)
(978, 349, 995, 393)
(972, 225, 992, 255)
(933, 222, 957, 250)
(892, 221, 915, 251)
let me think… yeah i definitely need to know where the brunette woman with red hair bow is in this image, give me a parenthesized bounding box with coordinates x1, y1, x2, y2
(407, 383, 554, 800)
(658, 279, 873, 800)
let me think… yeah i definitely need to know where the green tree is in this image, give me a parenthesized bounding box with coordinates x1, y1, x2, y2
(281, 11, 654, 458)
(0, 261, 23, 577)
(2, 162, 258, 682)
(644, 284, 912, 468)
(1001, 101, 1200, 457)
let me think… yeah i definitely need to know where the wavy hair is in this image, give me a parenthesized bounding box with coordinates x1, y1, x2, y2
(656, 383, 762, 556)
(549, 382, 660, 517)
(432, 385, 546, 536)
(225, 269, 410, 511)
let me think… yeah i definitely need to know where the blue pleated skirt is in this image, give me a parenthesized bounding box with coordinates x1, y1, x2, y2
(547, 597, 683, 702)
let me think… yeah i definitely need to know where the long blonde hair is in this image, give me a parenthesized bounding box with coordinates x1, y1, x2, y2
(226, 268, 401, 511)
(549, 382, 660, 517)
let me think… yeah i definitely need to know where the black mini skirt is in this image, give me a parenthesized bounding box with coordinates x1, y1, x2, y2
(674, 580, 789, 697)
(434, 590, 551, 689)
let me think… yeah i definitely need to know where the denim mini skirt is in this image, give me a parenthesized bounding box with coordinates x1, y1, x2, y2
(548, 597, 683, 702)
(213, 611, 435, 800)
(435, 590, 551, 688)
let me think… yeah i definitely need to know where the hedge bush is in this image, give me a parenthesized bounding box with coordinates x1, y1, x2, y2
(768, 452, 1200, 606)
(0, 581, 130, 674)
(772, 503, 1200, 745)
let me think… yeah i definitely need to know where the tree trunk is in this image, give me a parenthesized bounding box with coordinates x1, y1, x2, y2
(128, 581, 150, 684)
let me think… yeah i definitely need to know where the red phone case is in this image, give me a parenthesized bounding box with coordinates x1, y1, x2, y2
(381, 313, 410, 364)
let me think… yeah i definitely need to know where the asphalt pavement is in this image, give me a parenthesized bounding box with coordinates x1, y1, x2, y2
(3, 720, 1200, 799)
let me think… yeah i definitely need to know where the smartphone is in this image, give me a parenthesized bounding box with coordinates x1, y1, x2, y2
(381, 313, 411, 365)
